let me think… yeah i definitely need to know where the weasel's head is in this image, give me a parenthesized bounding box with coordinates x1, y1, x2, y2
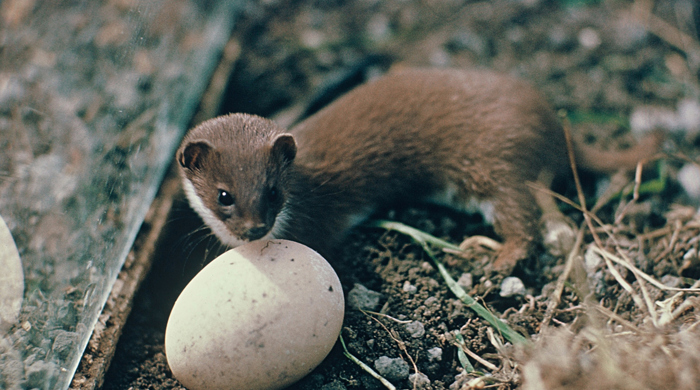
(176, 114, 297, 247)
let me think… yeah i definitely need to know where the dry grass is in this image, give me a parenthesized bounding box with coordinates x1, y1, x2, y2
(511, 2, 700, 388)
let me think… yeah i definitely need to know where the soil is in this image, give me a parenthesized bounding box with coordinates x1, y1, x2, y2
(102, 1, 700, 389)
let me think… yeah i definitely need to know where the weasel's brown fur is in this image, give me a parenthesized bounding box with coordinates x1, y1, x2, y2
(177, 68, 661, 269)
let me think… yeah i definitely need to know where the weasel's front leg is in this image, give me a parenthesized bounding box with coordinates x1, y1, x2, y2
(489, 185, 541, 270)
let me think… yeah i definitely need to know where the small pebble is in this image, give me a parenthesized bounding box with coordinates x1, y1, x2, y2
(347, 283, 383, 311)
(427, 347, 443, 362)
(409, 372, 431, 389)
(500, 276, 526, 297)
(590, 270, 607, 297)
(373, 356, 410, 381)
(367, 14, 390, 41)
(301, 30, 325, 49)
(584, 246, 602, 273)
(456, 273, 473, 290)
(629, 105, 678, 136)
(449, 371, 471, 390)
(578, 27, 601, 49)
(405, 320, 425, 338)
(678, 164, 700, 202)
(402, 281, 417, 293)
(677, 99, 700, 138)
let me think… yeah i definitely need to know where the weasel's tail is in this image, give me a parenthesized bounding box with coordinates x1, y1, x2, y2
(573, 131, 664, 173)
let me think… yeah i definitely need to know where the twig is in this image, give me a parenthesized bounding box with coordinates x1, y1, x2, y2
(526, 182, 582, 212)
(602, 248, 657, 325)
(363, 311, 421, 381)
(656, 292, 694, 326)
(637, 277, 659, 327)
(540, 226, 586, 331)
(339, 335, 396, 390)
(541, 113, 595, 331)
(453, 331, 498, 372)
(486, 327, 506, 355)
(591, 246, 700, 292)
(362, 310, 413, 324)
(561, 113, 603, 249)
(667, 297, 697, 325)
(614, 162, 643, 225)
(638, 226, 673, 241)
(590, 170, 631, 214)
(594, 305, 641, 332)
(653, 219, 683, 264)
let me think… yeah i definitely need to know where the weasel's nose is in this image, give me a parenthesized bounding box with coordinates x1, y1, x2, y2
(242, 225, 269, 240)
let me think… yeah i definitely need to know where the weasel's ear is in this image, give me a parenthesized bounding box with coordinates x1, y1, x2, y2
(178, 141, 212, 171)
(271, 133, 297, 167)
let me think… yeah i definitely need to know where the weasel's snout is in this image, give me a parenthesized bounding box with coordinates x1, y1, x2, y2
(242, 225, 270, 241)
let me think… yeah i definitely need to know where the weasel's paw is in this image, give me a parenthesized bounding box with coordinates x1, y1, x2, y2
(541, 213, 576, 257)
(459, 235, 502, 252)
(491, 239, 531, 273)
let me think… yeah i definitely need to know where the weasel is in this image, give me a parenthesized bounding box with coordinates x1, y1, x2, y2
(177, 68, 661, 269)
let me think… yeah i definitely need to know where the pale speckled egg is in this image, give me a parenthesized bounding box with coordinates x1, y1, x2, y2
(165, 239, 344, 390)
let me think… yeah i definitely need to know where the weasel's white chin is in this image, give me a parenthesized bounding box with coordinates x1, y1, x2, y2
(207, 228, 247, 248)
(215, 234, 246, 248)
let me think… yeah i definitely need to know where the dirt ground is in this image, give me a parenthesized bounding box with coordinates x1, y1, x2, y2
(101, 0, 700, 389)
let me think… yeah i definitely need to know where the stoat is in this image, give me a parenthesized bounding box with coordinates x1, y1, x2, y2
(177, 68, 661, 269)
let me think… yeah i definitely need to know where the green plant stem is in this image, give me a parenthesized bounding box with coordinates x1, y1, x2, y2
(366, 220, 530, 346)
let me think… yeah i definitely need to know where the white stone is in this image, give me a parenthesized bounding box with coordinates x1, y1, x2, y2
(456, 273, 473, 290)
(578, 27, 601, 49)
(678, 163, 700, 202)
(584, 246, 603, 273)
(677, 99, 700, 137)
(629, 105, 678, 138)
(500, 276, 526, 297)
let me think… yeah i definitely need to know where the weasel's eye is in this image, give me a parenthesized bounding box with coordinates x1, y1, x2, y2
(218, 190, 235, 206)
(267, 186, 280, 203)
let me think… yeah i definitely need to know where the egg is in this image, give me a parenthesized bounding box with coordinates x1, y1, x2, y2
(165, 239, 344, 390)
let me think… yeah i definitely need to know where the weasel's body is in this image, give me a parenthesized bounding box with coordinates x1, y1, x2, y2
(178, 68, 660, 268)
